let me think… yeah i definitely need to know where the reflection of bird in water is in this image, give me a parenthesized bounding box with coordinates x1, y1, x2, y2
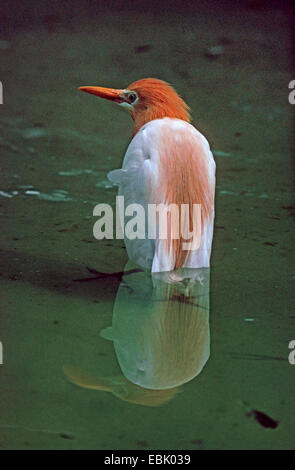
(64, 264, 210, 406)
(68, 79, 215, 406)
(63, 365, 179, 407)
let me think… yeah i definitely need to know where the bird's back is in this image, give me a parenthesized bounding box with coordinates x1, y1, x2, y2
(108, 118, 215, 273)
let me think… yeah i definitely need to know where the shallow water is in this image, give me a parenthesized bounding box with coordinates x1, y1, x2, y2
(0, 0, 294, 450)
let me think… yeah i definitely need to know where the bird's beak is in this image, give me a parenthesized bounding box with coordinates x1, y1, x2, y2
(78, 86, 124, 103)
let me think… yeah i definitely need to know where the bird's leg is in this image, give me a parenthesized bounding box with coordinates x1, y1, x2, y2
(72, 267, 143, 283)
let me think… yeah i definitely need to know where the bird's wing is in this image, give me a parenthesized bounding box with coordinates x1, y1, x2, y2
(108, 124, 158, 270)
(108, 118, 215, 272)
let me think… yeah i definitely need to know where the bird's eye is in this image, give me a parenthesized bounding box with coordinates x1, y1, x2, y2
(127, 92, 137, 103)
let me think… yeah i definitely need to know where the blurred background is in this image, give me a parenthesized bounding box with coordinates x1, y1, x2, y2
(0, 0, 294, 450)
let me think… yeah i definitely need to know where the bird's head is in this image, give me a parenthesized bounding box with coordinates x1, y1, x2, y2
(79, 78, 190, 135)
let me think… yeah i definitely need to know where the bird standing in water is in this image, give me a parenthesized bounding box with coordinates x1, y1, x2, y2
(67, 80, 214, 393)
(79, 78, 215, 273)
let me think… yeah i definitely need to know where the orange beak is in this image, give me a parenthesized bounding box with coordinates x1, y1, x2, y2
(78, 86, 124, 103)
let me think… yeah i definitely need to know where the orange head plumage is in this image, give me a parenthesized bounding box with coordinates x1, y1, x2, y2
(79, 78, 190, 135)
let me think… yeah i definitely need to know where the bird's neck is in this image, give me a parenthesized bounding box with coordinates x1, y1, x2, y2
(131, 104, 190, 136)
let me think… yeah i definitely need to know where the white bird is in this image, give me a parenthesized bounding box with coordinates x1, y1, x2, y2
(79, 78, 215, 273)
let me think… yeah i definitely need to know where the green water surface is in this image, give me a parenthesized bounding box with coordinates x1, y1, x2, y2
(0, 0, 294, 450)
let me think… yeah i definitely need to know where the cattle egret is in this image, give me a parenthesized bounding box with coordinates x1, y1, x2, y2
(79, 78, 215, 273)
